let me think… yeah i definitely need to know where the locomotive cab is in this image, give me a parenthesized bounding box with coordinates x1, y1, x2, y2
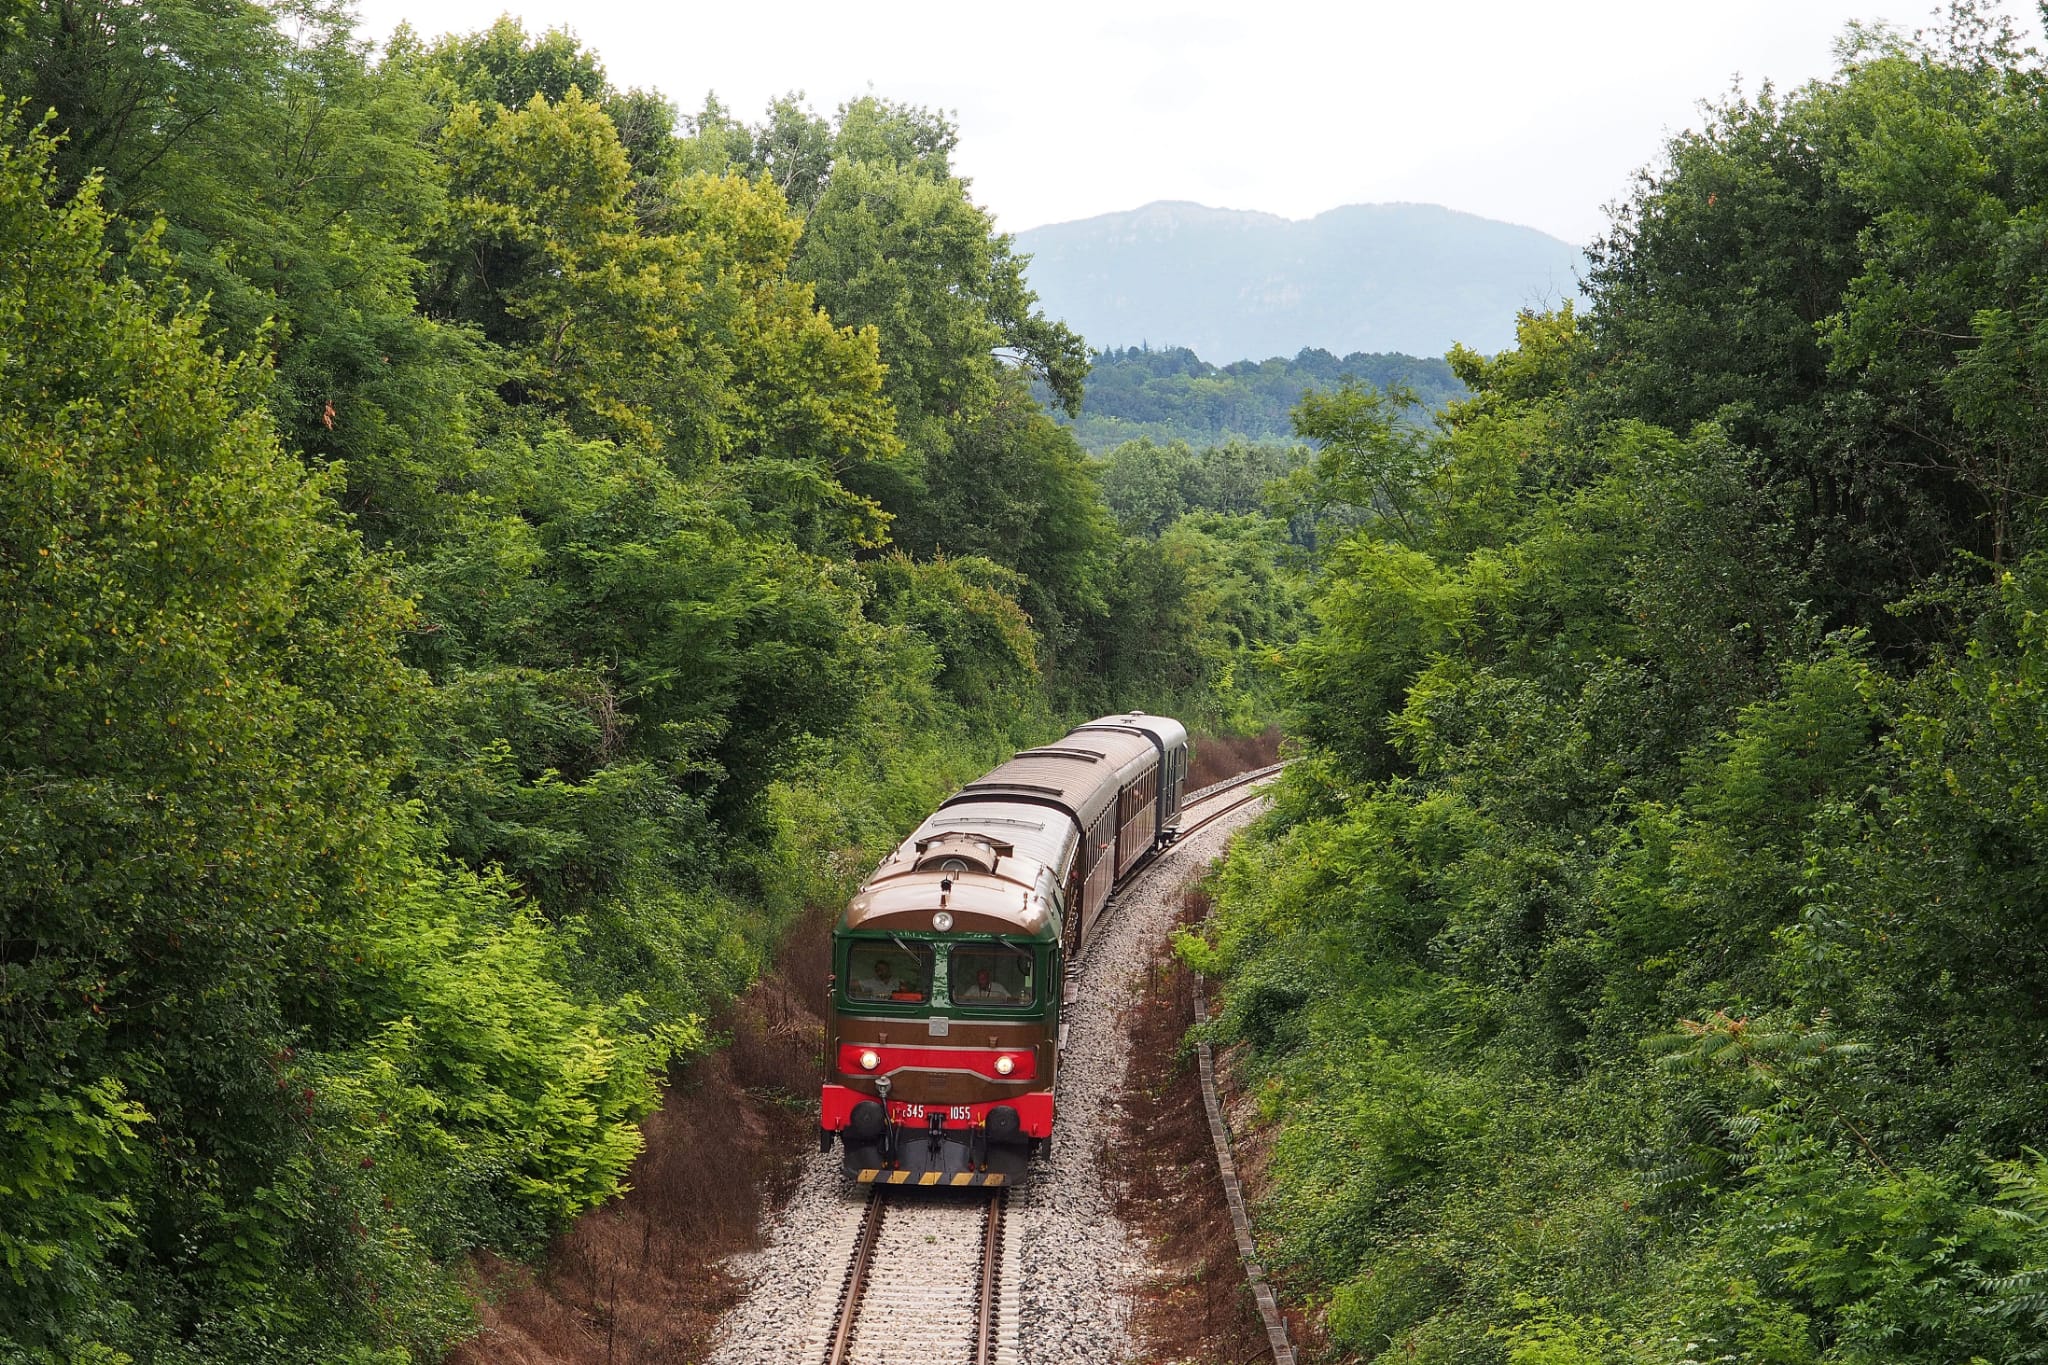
(819, 840, 1064, 1185)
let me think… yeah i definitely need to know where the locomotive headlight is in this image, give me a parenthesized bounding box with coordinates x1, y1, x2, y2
(994, 1054, 1016, 1076)
(932, 911, 954, 932)
(859, 1049, 880, 1071)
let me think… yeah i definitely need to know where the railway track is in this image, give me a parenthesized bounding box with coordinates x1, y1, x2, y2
(1178, 761, 1284, 840)
(1183, 759, 1286, 809)
(820, 1187, 1017, 1365)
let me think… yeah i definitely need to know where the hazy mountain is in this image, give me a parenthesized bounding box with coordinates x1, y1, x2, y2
(1014, 201, 1583, 362)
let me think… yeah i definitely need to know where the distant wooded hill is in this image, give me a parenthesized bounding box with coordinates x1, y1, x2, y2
(1049, 345, 1464, 452)
(1015, 200, 1582, 361)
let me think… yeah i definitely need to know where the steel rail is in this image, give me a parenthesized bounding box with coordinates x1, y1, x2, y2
(1181, 759, 1287, 808)
(1175, 778, 1277, 844)
(973, 1191, 1004, 1365)
(823, 1190, 886, 1365)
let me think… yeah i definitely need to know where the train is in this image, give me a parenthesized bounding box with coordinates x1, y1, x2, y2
(818, 712, 1191, 1186)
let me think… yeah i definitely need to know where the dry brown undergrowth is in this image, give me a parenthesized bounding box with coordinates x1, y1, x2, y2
(1108, 888, 1275, 1365)
(1187, 727, 1281, 791)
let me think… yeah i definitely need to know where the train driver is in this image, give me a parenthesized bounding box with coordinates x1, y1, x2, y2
(854, 954, 925, 1002)
(956, 966, 1013, 1003)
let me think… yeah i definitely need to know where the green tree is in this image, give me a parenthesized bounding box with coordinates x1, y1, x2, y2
(1098, 437, 1192, 535)
(1283, 380, 1438, 548)
(423, 15, 679, 185)
(1585, 8, 2048, 638)
(424, 85, 905, 545)
(683, 94, 1088, 519)
(3, 1, 486, 549)
(0, 111, 422, 1356)
(891, 376, 1115, 683)
(0, 102, 677, 1365)
(1191, 18, 2048, 1359)
(0, 0, 282, 207)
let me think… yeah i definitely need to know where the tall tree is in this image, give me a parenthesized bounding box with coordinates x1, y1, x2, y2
(1585, 7, 2048, 641)
(4, 110, 434, 1358)
(422, 15, 679, 185)
(3, 1, 485, 548)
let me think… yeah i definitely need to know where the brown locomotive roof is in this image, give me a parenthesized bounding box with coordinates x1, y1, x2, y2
(844, 855, 1061, 938)
(903, 799, 1080, 881)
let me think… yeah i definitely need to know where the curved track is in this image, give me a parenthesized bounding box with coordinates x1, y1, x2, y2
(1177, 762, 1282, 841)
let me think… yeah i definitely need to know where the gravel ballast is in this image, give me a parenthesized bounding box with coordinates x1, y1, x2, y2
(707, 793, 1267, 1365)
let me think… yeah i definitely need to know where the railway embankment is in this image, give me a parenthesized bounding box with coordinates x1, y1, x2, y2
(447, 935, 828, 1363)
(1109, 886, 1279, 1362)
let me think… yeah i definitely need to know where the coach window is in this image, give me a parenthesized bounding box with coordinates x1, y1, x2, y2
(948, 945, 1035, 1008)
(845, 940, 934, 1004)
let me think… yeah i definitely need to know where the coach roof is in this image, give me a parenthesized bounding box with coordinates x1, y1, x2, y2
(1076, 711, 1190, 760)
(943, 748, 1118, 830)
(1034, 729, 1156, 788)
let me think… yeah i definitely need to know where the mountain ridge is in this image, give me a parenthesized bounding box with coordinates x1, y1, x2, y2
(1022, 198, 1546, 231)
(1014, 199, 1583, 362)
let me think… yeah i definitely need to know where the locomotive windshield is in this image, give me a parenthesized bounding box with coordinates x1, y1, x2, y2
(845, 940, 934, 1003)
(948, 945, 1035, 1008)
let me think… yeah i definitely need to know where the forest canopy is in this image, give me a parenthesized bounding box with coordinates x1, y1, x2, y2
(1048, 344, 1464, 452)
(1193, 9, 2048, 1363)
(0, 6, 1306, 1361)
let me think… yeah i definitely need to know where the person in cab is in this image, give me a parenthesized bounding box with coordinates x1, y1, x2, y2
(853, 951, 926, 1002)
(956, 965, 1015, 1004)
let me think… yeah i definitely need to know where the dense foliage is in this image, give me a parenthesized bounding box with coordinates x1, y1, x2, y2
(0, 5, 1297, 1360)
(1050, 345, 1464, 453)
(1194, 14, 2048, 1362)
(1091, 437, 1314, 727)
(0, 110, 673, 1362)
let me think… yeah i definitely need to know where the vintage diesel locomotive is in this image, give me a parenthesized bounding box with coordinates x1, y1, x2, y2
(819, 713, 1190, 1185)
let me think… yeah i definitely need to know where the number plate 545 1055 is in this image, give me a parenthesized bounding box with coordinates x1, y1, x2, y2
(895, 1103, 972, 1121)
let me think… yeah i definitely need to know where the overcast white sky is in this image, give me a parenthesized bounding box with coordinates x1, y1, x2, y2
(351, 0, 2041, 247)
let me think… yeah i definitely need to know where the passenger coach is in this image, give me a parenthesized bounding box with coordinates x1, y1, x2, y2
(819, 713, 1189, 1184)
